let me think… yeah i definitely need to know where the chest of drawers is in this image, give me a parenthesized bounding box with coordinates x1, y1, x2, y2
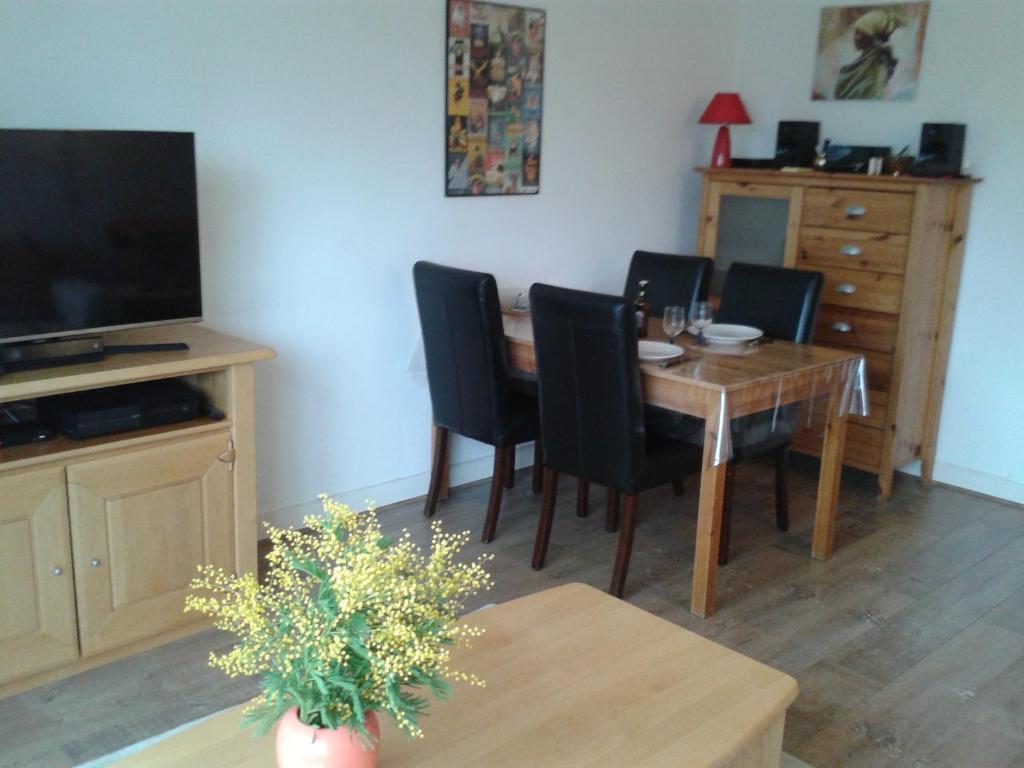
(697, 168, 977, 498)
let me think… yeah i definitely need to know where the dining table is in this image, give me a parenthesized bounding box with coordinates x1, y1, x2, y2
(501, 310, 867, 618)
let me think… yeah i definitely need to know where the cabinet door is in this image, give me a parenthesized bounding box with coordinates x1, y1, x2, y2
(67, 432, 234, 657)
(697, 181, 804, 294)
(0, 466, 79, 684)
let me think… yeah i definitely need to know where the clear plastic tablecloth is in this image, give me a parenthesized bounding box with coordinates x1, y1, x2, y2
(705, 356, 869, 466)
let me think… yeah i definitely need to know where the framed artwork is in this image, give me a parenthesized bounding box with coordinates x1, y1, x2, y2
(446, 0, 545, 196)
(812, 2, 929, 101)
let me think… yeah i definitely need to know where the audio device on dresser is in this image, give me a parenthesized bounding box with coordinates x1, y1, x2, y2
(775, 121, 820, 168)
(913, 123, 966, 177)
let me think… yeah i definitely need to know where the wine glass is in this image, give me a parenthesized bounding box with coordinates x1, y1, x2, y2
(662, 306, 686, 344)
(690, 301, 713, 346)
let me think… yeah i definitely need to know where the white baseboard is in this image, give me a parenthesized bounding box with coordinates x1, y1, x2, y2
(268, 448, 1023, 531)
(930, 460, 1024, 506)
(267, 442, 538, 529)
(899, 459, 1023, 505)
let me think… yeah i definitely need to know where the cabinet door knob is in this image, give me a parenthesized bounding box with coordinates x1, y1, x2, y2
(52, 566, 64, 576)
(845, 204, 867, 218)
(836, 282, 857, 295)
(90, 558, 102, 568)
(831, 321, 853, 333)
(840, 244, 862, 257)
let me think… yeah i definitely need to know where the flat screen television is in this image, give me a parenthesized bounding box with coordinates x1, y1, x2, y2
(0, 129, 202, 345)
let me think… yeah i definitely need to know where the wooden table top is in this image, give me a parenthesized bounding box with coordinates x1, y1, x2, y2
(116, 584, 797, 767)
(503, 313, 862, 419)
(0, 323, 276, 402)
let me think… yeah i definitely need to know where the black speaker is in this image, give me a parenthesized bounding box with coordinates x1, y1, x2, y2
(774, 121, 820, 167)
(914, 123, 966, 177)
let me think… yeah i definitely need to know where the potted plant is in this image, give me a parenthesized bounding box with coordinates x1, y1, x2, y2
(186, 495, 493, 768)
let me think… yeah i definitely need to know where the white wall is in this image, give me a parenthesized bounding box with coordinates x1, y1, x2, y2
(0, 0, 740, 525)
(734, 0, 1024, 503)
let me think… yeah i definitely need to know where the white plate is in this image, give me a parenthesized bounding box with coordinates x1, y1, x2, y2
(638, 340, 685, 362)
(701, 324, 763, 345)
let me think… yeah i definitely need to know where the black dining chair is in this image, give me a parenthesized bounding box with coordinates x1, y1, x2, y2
(528, 283, 702, 597)
(413, 261, 542, 543)
(623, 251, 714, 480)
(624, 250, 713, 316)
(706, 261, 824, 564)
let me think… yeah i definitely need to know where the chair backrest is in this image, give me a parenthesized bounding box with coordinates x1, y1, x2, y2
(716, 262, 824, 343)
(529, 283, 646, 490)
(413, 261, 515, 445)
(624, 251, 712, 316)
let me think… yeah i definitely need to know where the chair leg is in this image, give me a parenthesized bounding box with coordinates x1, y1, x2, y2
(672, 474, 686, 497)
(482, 446, 510, 543)
(532, 467, 559, 569)
(531, 441, 543, 494)
(504, 446, 516, 489)
(605, 488, 620, 532)
(718, 462, 736, 566)
(775, 446, 790, 532)
(576, 478, 589, 517)
(610, 493, 639, 598)
(424, 426, 449, 518)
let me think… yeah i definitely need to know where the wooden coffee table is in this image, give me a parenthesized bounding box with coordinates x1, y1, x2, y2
(116, 584, 798, 767)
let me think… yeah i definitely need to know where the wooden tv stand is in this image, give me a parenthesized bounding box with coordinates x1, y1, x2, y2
(0, 324, 275, 698)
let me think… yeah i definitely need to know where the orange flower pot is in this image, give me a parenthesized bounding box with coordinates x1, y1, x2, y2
(275, 707, 380, 768)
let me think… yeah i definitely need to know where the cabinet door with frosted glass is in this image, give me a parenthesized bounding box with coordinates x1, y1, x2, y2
(697, 181, 803, 294)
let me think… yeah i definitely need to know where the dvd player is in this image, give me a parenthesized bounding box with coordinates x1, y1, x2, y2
(38, 380, 202, 439)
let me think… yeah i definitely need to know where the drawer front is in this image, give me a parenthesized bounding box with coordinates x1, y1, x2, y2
(861, 349, 894, 392)
(813, 347, 894, 392)
(792, 422, 883, 473)
(852, 389, 888, 429)
(819, 267, 903, 314)
(803, 188, 914, 234)
(814, 306, 899, 354)
(798, 227, 909, 275)
(844, 424, 884, 471)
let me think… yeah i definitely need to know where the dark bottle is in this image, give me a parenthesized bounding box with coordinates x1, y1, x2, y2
(635, 279, 651, 339)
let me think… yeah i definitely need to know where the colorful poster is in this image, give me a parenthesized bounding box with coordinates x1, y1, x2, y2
(447, 38, 470, 78)
(446, 0, 545, 196)
(468, 98, 488, 136)
(449, 1, 470, 37)
(448, 77, 470, 115)
(446, 116, 468, 153)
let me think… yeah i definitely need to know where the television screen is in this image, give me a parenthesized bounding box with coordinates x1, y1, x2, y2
(0, 129, 202, 344)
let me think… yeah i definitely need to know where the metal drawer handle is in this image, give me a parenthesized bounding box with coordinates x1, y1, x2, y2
(831, 321, 853, 333)
(90, 558, 102, 568)
(845, 204, 867, 218)
(836, 283, 857, 295)
(840, 244, 862, 257)
(52, 566, 64, 576)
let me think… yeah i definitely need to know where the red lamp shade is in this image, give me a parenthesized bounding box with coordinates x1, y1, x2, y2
(698, 92, 751, 125)
(698, 93, 751, 168)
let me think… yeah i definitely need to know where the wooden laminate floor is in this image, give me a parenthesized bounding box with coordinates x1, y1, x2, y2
(2, 457, 1023, 767)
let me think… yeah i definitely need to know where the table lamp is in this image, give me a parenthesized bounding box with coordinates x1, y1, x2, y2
(698, 92, 751, 168)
